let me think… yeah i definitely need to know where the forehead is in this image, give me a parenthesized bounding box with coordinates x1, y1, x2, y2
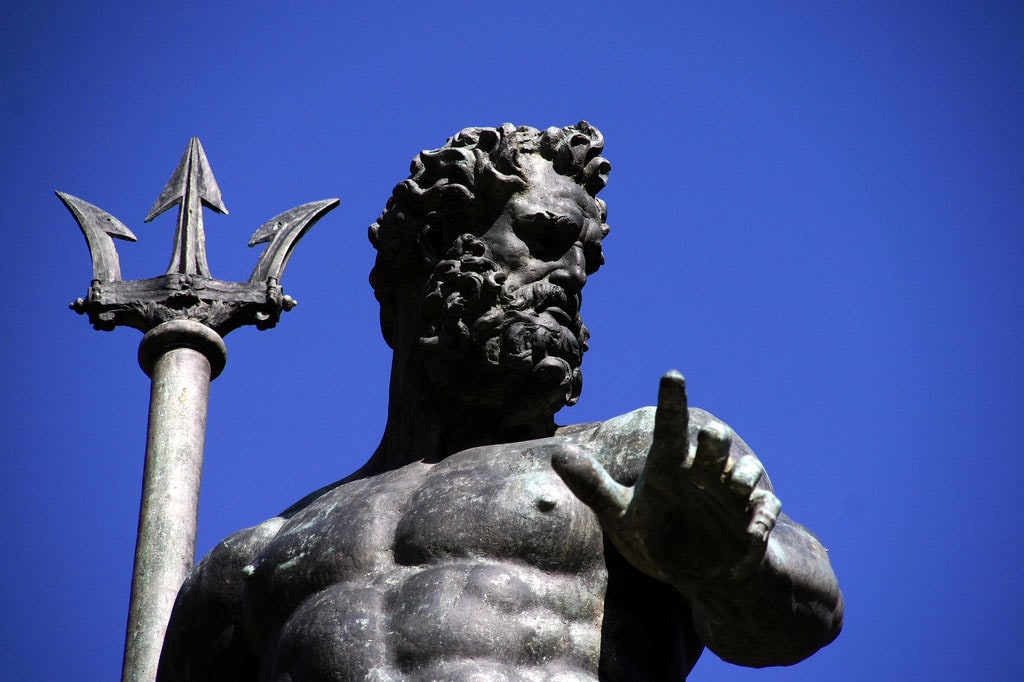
(506, 156, 603, 226)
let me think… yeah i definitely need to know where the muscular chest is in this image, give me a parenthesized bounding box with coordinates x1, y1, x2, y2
(250, 440, 604, 594)
(394, 442, 604, 572)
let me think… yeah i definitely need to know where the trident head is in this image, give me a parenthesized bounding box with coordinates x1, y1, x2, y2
(59, 138, 339, 335)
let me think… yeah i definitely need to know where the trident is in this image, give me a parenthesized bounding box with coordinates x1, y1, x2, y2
(59, 138, 338, 682)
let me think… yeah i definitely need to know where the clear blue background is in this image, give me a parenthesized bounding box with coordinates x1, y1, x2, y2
(3, 2, 1022, 679)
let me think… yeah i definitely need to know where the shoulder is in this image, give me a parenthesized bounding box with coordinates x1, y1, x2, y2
(187, 516, 286, 598)
(158, 517, 285, 680)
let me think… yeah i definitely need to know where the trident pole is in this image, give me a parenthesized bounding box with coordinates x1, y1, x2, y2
(58, 138, 338, 682)
(125, 319, 225, 680)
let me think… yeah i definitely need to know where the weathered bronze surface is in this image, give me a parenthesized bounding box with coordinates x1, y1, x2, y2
(60, 138, 338, 682)
(159, 124, 843, 680)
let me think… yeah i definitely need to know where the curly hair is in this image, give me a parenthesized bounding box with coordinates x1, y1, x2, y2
(368, 122, 611, 347)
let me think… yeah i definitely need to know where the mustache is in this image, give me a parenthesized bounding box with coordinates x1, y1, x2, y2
(468, 280, 583, 343)
(506, 281, 580, 325)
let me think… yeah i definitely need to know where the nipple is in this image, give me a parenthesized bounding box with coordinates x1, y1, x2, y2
(536, 497, 556, 512)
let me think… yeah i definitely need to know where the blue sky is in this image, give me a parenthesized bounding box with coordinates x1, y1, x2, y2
(3, 2, 1022, 679)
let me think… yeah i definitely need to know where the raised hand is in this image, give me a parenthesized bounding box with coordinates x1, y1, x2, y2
(551, 371, 781, 591)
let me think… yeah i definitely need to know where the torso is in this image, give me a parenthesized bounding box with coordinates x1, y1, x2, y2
(163, 408, 711, 680)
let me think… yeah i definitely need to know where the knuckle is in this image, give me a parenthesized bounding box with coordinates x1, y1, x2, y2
(727, 455, 764, 494)
(699, 421, 731, 445)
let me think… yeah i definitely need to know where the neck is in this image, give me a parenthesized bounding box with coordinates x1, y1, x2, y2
(356, 324, 557, 476)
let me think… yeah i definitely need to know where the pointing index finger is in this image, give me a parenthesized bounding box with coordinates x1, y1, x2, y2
(650, 370, 691, 471)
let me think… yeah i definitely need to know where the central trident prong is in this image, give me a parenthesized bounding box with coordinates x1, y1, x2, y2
(145, 137, 228, 277)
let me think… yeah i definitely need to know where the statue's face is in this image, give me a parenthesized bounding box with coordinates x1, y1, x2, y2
(480, 155, 605, 324)
(417, 154, 605, 421)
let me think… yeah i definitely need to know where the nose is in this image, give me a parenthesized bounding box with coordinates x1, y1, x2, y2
(550, 244, 587, 294)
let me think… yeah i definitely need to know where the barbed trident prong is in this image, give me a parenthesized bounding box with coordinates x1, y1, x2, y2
(145, 137, 227, 277)
(58, 138, 339, 682)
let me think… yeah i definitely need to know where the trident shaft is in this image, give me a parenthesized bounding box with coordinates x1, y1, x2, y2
(59, 138, 338, 682)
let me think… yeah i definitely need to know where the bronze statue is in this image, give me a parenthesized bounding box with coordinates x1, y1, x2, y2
(158, 123, 842, 680)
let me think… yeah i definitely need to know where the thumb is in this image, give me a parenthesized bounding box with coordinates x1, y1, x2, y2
(551, 445, 633, 522)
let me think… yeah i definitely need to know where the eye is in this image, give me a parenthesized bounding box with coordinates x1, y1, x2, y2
(514, 213, 580, 261)
(583, 241, 605, 275)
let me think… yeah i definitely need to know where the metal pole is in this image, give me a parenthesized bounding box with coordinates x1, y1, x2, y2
(122, 320, 226, 682)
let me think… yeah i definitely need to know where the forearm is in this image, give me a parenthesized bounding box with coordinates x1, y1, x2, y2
(686, 517, 843, 667)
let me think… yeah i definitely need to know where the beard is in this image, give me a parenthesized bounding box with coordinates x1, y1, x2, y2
(417, 237, 588, 419)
